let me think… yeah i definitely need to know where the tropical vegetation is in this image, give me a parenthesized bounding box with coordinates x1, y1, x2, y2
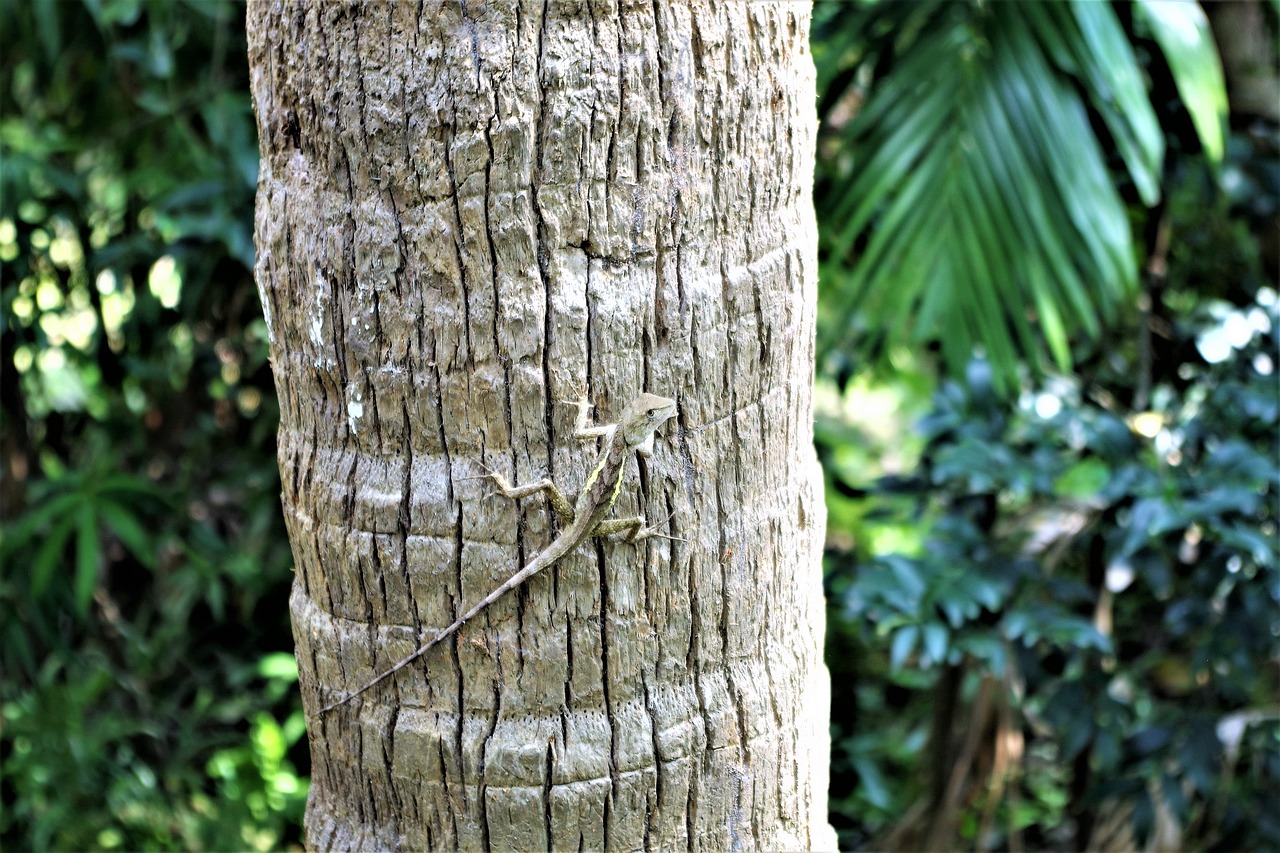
(2, 0, 1275, 849)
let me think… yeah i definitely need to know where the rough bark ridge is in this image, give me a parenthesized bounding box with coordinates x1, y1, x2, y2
(248, 1, 831, 849)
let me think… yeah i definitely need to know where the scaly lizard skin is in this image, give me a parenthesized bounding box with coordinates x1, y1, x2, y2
(318, 391, 678, 714)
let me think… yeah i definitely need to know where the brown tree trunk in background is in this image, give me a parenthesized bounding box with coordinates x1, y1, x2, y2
(248, 2, 833, 849)
(1204, 0, 1280, 280)
(1204, 0, 1280, 125)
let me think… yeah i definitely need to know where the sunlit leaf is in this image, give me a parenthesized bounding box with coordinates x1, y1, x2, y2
(1054, 458, 1111, 498)
(1135, 0, 1227, 164)
(1043, 0, 1164, 204)
(890, 624, 919, 669)
(256, 653, 299, 682)
(921, 623, 949, 664)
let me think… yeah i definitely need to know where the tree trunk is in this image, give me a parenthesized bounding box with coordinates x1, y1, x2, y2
(248, 2, 832, 849)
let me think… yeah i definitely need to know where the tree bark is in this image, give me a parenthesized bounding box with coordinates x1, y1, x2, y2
(248, 1, 832, 849)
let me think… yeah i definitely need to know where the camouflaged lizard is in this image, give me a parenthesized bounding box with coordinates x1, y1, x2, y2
(319, 392, 679, 714)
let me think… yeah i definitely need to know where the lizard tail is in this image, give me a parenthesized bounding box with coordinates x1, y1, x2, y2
(318, 544, 567, 715)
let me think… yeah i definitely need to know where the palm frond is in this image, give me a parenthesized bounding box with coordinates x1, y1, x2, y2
(816, 1, 1172, 390)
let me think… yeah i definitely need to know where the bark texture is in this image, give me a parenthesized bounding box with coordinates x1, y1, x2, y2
(248, 2, 832, 849)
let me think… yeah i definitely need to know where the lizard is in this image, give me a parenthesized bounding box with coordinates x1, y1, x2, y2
(318, 391, 680, 714)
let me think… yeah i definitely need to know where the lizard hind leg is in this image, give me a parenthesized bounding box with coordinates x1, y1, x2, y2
(595, 511, 684, 543)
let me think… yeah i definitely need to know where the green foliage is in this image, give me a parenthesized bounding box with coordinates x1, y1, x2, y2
(2, 469, 163, 618)
(822, 185, 1280, 847)
(3, 655, 306, 851)
(815, 8, 1267, 841)
(1, 1, 304, 849)
(813, 0, 1227, 390)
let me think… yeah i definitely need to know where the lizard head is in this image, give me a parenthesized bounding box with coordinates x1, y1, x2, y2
(618, 391, 677, 449)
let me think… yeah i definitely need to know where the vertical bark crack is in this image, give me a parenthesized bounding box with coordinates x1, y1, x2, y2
(642, 674, 664, 848)
(597, 537, 619, 845)
(543, 736, 556, 849)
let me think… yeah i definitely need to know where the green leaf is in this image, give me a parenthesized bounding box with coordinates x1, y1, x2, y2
(95, 499, 156, 569)
(1135, 0, 1227, 164)
(890, 625, 919, 669)
(921, 623, 949, 664)
(74, 504, 99, 616)
(1006, 25, 1133, 294)
(851, 755, 893, 810)
(256, 653, 299, 682)
(1003, 609, 1029, 642)
(31, 515, 76, 597)
(94, 473, 165, 499)
(32, 0, 62, 64)
(1063, 1, 1164, 204)
(251, 713, 286, 763)
(819, 3, 1146, 390)
(0, 491, 83, 560)
(1055, 458, 1111, 498)
(1220, 524, 1278, 567)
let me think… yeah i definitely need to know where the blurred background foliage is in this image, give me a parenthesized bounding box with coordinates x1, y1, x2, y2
(814, 0, 1279, 849)
(1, 0, 303, 849)
(1, 0, 1276, 850)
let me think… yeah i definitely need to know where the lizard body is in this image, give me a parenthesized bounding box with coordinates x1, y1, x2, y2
(318, 391, 678, 714)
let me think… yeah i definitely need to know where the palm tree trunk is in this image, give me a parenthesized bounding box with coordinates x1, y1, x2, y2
(248, 1, 833, 848)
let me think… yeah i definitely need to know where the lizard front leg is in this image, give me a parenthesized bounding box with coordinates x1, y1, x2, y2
(565, 396, 614, 441)
(481, 470, 575, 524)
